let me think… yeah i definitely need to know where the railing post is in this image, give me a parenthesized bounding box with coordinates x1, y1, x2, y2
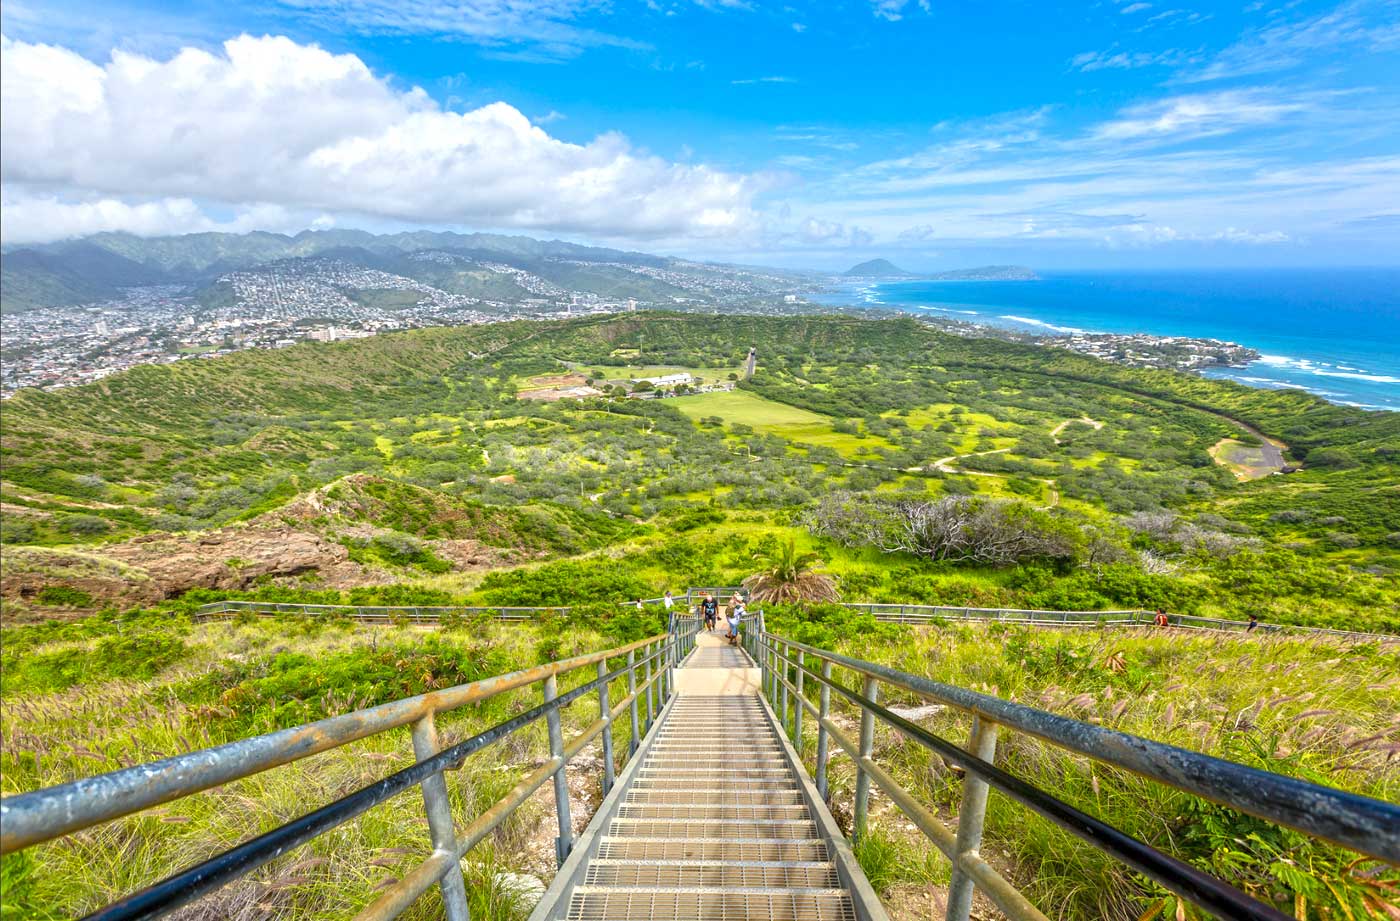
(781, 642, 790, 732)
(644, 642, 655, 729)
(815, 659, 833, 800)
(626, 649, 641, 755)
(543, 675, 573, 866)
(596, 660, 615, 796)
(411, 714, 470, 921)
(946, 715, 1000, 921)
(794, 650, 805, 757)
(853, 675, 879, 843)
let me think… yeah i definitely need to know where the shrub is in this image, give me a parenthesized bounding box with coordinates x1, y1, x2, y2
(58, 514, 110, 536)
(477, 560, 649, 607)
(35, 585, 95, 607)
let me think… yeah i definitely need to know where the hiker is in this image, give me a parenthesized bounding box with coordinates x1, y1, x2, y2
(1246, 613, 1259, 633)
(728, 597, 746, 645)
(634, 599, 645, 612)
(701, 593, 718, 632)
(663, 590, 675, 611)
(1153, 608, 1169, 628)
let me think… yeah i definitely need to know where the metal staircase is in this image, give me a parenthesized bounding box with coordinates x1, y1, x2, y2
(530, 633, 887, 921)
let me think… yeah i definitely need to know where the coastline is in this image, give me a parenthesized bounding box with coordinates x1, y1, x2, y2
(820, 272, 1400, 412)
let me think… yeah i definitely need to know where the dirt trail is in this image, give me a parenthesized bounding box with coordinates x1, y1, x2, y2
(1050, 416, 1104, 444)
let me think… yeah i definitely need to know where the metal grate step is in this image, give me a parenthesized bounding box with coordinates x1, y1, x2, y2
(616, 803, 812, 820)
(625, 789, 805, 806)
(595, 837, 830, 862)
(565, 888, 855, 921)
(631, 778, 799, 790)
(643, 763, 789, 773)
(583, 862, 840, 889)
(608, 819, 819, 839)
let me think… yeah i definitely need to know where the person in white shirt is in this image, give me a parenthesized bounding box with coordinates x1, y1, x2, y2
(728, 598, 746, 645)
(663, 590, 674, 610)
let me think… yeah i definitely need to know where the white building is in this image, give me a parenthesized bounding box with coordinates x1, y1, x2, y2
(633, 372, 693, 388)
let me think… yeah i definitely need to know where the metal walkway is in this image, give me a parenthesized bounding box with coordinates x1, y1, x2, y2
(529, 633, 887, 921)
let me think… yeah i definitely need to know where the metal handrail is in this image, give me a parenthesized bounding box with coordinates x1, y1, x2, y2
(692, 586, 1392, 641)
(195, 598, 677, 622)
(195, 595, 1395, 641)
(747, 627, 1400, 921)
(0, 615, 703, 920)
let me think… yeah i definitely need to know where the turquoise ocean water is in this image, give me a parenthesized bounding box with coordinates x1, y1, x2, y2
(826, 269, 1400, 411)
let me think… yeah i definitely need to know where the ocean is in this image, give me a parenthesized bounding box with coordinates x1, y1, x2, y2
(826, 269, 1400, 412)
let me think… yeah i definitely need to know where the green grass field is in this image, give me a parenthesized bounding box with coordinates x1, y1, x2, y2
(671, 390, 898, 457)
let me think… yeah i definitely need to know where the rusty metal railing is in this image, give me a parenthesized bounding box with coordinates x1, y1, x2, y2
(195, 597, 677, 622)
(746, 624, 1400, 921)
(0, 614, 702, 920)
(690, 586, 1392, 641)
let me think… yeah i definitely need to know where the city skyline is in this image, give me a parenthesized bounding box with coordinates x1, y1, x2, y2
(2, 0, 1399, 269)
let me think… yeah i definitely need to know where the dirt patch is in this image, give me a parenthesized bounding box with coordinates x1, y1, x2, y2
(1210, 437, 1286, 481)
(518, 385, 604, 402)
(525, 373, 589, 390)
(520, 746, 607, 880)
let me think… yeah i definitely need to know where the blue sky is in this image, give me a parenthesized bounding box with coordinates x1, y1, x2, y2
(2, 0, 1398, 269)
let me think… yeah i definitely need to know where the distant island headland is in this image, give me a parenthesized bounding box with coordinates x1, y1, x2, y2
(843, 260, 1039, 281)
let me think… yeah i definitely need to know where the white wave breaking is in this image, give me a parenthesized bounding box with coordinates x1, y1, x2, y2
(998, 314, 1086, 334)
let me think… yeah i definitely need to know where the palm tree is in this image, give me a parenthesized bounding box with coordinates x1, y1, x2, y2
(742, 539, 840, 604)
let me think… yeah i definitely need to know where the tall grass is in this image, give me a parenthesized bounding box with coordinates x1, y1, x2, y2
(793, 621, 1400, 920)
(0, 615, 638, 920)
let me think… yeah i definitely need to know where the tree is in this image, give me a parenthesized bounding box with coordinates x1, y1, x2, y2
(742, 538, 840, 604)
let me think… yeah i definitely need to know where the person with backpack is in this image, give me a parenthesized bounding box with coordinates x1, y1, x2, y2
(1153, 608, 1169, 628)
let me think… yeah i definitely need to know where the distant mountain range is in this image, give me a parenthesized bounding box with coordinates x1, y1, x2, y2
(0, 231, 1036, 315)
(0, 230, 807, 314)
(843, 259, 1038, 281)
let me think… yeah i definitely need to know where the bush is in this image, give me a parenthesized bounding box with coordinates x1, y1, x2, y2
(35, 585, 95, 607)
(58, 514, 110, 536)
(477, 560, 650, 607)
(669, 506, 726, 532)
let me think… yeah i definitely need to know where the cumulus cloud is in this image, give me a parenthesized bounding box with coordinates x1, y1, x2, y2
(799, 217, 846, 242)
(0, 193, 332, 244)
(0, 33, 761, 244)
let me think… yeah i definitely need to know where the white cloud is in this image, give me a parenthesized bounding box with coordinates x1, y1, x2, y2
(870, 0, 930, 23)
(1089, 90, 1307, 141)
(799, 218, 846, 242)
(0, 192, 332, 244)
(1120, 2, 1152, 13)
(0, 33, 762, 244)
(272, 0, 635, 58)
(731, 75, 797, 85)
(1183, 1, 1400, 82)
(1070, 47, 1185, 71)
(759, 87, 1400, 256)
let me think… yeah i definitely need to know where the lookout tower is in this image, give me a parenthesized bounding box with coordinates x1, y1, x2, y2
(744, 347, 757, 380)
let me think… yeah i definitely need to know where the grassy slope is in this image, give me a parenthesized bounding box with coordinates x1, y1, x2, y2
(1, 312, 1396, 627)
(771, 612, 1400, 920)
(0, 611, 662, 919)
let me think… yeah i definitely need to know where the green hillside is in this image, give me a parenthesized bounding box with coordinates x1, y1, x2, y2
(1, 313, 1396, 630)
